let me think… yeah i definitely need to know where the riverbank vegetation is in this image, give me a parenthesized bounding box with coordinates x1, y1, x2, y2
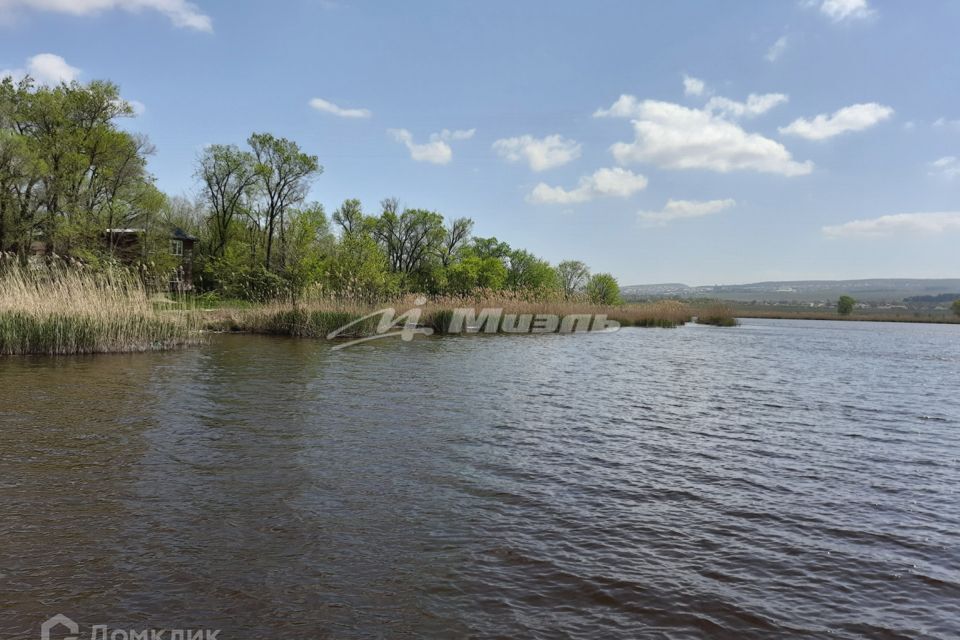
(0, 75, 740, 355)
(203, 292, 698, 337)
(0, 261, 200, 355)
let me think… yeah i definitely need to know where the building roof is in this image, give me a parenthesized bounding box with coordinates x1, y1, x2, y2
(170, 227, 197, 241)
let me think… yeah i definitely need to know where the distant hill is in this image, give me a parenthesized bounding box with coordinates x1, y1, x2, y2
(621, 279, 960, 303)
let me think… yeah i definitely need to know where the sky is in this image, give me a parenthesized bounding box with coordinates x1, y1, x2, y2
(1, 0, 959, 285)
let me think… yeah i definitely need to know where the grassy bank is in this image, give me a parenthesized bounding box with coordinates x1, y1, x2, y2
(203, 293, 728, 337)
(0, 262, 202, 355)
(733, 307, 960, 324)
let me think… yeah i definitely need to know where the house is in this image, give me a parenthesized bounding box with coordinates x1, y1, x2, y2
(168, 227, 197, 292)
(103, 227, 197, 291)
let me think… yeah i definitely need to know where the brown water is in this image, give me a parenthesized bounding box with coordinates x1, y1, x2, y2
(2, 319, 959, 639)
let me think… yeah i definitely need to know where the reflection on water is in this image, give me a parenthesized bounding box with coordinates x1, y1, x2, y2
(2, 319, 959, 638)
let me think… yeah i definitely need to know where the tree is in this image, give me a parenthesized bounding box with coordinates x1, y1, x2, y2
(282, 203, 335, 294)
(326, 231, 395, 300)
(469, 236, 511, 261)
(332, 198, 368, 236)
(586, 273, 622, 305)
(248, 133, 321, 270)
(195, 144, 259, 257)
(446, 255, 507, 294)
(372, 201, 444, 277)
(436, 216, 473, 267)
(952, 299, 960, 318)
(837, 295, 856, 315)
(506, 249, 558, 292)
(557, 260, 590, 299)
(0, 76, 155, 255)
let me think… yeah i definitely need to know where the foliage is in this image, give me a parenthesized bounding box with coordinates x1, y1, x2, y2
(837, 295, 856, 315)
(0, 75, 155, 256)
(586, 273, 622, 305)
(952, 300, 960, 318)
(0, 75, 658, 314)
(557, 260, 590, 298)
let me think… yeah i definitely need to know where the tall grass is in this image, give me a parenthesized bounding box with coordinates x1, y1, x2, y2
(695, 303, 739, 327)
(0, 260, 202, 355)
(210, 287, 697, 339)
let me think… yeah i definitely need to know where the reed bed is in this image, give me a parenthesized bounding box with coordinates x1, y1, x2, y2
(694, 303, 739, 327)
(211, 288, 696, 339)
(0, 260, 202, 355)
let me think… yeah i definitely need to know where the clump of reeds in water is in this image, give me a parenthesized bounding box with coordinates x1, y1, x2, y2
(0, 259, 202, 355)
(214, 286, 697, 339)
(695, 303, 739, 327)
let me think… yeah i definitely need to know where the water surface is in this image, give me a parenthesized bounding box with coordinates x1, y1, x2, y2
(2, 319, 959, 638)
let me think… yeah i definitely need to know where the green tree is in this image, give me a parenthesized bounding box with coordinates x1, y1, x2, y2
(837, 295, 856, 315)
(372, 200, 444, 277)
(332, 198, 371, 236)
(196, 144, 259, 257)
(951, 299, 960, 318)
(326, 231, 395, 300)
(446, 255, 507, 294)
(282, 203, 335, 294)
(0, 75, 155, 255)
(586, 273, 622, 305)
(557, 260, 590, 299)
(436, 216, 473, 267)
(506, 249, 558, 292)
(248, 132, 321, 270)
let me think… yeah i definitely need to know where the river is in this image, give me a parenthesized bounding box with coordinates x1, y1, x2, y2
(2, 319, 959, 638)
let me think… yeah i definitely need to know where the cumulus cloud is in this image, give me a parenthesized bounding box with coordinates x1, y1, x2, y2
(929, 156, 960, 180)
(766, 36, 789, 62)
(388, 128, 475, 165)
(595, 97, 813, 176)
(0, 52, 80, 84)
(638, 198, 736, 226)
(683, 75, 706, 97)
(492, 134, 581, 171)
(0, 0, 213, 31)
(527, 167, 648, 204)
(779, 102, 893, 140)
(309, 97, 371, 119)
(706, 93, 789, 119)
(823, 212, 960, 238)
(818, 0, 873, 22)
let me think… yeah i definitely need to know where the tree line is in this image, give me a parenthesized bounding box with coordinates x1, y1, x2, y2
(1, 76, 621, 304)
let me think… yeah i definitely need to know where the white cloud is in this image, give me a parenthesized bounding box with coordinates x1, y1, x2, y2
(779, 103, 893, 140)
(437, 128, 476, 141)
(823, 212, 960, 238)
(388, 128, 475, 165)
(0, 52, 80, 85)
(933, 117, 960, 132)
(683, 74, 706, 97)
(638, 198, 736, 226)
(492, 134, 581, 171)
(929, 156, 960, 180)
(0, 0, 213, 31)
(595, 97, 813, 176)
(818, 0, 873, 22)
(527, 167, 647, 204)
(766, 36, 789, 62)
(706, 93, 789, 118)
(308, 97, 371, 119)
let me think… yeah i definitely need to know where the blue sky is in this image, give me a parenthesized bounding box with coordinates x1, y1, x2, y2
(2, 0, 958, 284)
